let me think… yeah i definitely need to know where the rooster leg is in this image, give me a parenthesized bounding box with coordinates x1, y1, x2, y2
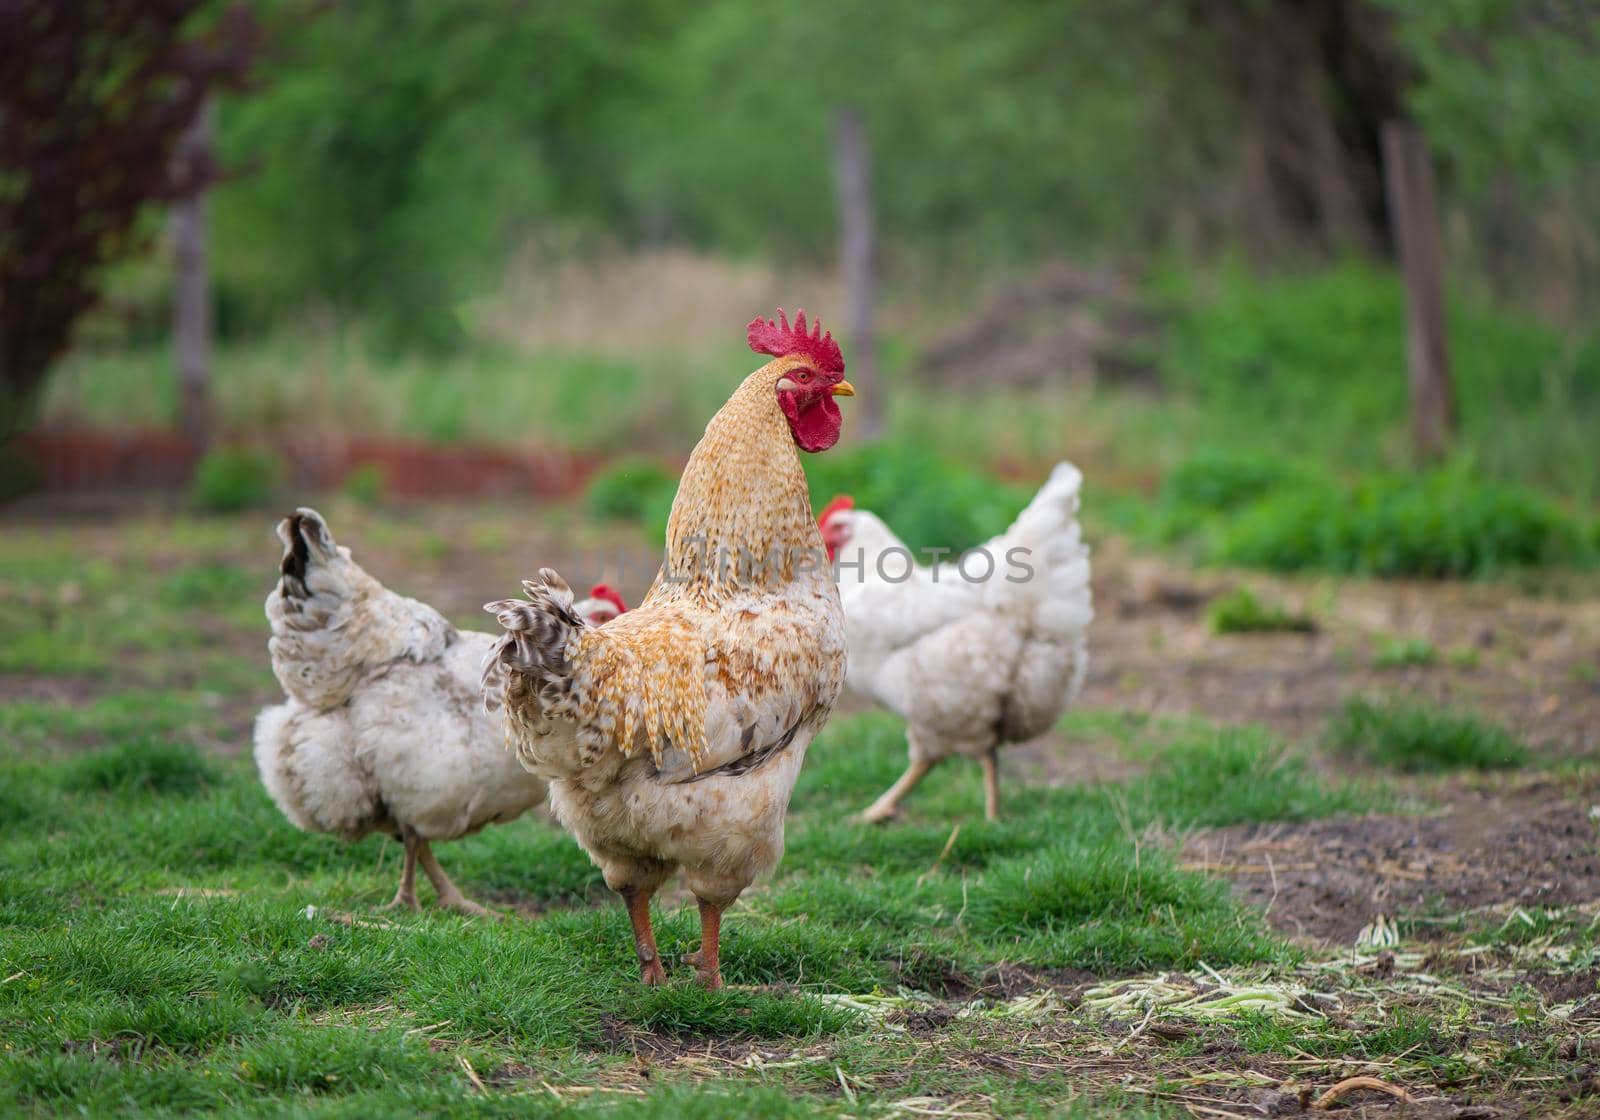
(979, 748, 1002, 822)
(416, 841, 494, 918)
(682, 897, 724, 989)
(620, 887, 667, 986)
(382, 830, 422, 912)
(860, 759, 934, 824)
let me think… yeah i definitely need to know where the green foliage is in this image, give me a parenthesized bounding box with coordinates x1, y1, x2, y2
(1159, 452, 1309, 516)
(189, 447, 283, 513)
(1141, 448, 1593, 580)
(1157, 262, 1600, 505)
(1383, 1, 1600, 191)
(1324, 697, 1528, 773)
(584, 458, 679, 525)
(216, 2, 670, 346)
(1207, 587, 1315, 634)
(213, 0, 1221, 335)
(805, 442, 1033, 554)
(1213, 470, 1588, 578)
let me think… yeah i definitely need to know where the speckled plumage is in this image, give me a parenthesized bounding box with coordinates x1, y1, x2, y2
(484, 350, 850, 985)
(824, 463, 1093, 822)
(253, 508, 551, 915)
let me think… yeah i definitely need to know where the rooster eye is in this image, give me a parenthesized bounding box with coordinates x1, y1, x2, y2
(797, 370, 812, 381)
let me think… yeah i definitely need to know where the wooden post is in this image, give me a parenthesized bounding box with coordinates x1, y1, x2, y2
(1381, 120, 1454, 462)
(833, 106, 882, 439)
(172, 98, 214, 451)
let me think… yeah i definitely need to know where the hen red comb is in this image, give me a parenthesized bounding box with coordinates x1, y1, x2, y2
(746, 308, 845, 373)
(588, 583, 628, 614)
(816, 494, 855, 528)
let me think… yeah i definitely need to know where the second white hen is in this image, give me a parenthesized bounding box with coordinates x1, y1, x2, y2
(819, 462, 1093, 821)
(255, 508, 574, 915)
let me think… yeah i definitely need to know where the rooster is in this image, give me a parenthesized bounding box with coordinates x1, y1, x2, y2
(818, 462, 1092, 822)
(483, 310, 854, 988)
(255, 509, 617, 916)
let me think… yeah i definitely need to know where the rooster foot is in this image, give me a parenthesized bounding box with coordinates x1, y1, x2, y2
(381, 893, 421, 913)
(681, 949, 721, 987)
(857, 802, 899, 825)
(438, 893, 498, 919)
(639, 959, 668, 987)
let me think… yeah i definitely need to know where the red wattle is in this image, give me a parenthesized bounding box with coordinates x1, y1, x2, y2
(780, 391, 842, 453)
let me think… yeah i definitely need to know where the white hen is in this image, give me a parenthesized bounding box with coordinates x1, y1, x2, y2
(254, 508, 560, 916)
(819, 462, 1093, 821)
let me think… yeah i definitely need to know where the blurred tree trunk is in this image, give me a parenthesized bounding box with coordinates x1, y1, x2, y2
(171, 98, 214, 451)
(1382, 121, 1454, 462)
(833, 106, 882, 438)
(1189, 0, 1411, 256)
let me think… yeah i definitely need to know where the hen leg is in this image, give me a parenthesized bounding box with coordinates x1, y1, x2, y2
(382, 830, 421, 912)
(682, 897, 724, 989)
(416, 840, 494, 918)
(621, 887, 667, 986)
(979, 747, 1001, 822)
(860, 758, 934, 824)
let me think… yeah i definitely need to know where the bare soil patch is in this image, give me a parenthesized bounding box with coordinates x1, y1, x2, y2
(1184, 773, 1600, 945)
(1085, 541, 1600, 755)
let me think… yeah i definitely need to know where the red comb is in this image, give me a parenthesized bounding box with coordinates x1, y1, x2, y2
(746, 308, 844, 374)
(588, 583, 628, 614)
(816, 494, 855, 528)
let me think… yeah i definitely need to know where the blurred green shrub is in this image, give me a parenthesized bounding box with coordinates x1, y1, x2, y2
(1139, 449, 1592, 580)
(1160, 452, 1310, 514)
(1213, 470, 1587, 578)
(1158, 262, 1600, 505)
(190, 447, 283, 513)
(1206, 587, 1315, 635)
(341, 463, 386, 506)
(584, 458, 678, 526)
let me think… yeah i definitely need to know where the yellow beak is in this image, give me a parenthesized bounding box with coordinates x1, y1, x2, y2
(830, 379, 856, 397)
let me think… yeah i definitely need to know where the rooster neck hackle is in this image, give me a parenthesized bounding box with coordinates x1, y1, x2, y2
(656, 358, 827, 603)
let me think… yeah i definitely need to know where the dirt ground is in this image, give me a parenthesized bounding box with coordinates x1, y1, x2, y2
(1018, 539, 1600, 952)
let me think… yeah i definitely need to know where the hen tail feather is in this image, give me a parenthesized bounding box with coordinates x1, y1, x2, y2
(274, 507, 340, 600)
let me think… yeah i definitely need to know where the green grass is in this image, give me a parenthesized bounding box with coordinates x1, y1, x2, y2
(0, 682, 1376, 1116)
(1373, 635, 1438, 669)
(1206, 587, 1315, 634)
(1324, 697, 1530, 773)
(1, 498, 1367, 1114)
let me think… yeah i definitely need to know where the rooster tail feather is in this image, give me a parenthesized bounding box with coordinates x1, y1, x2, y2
(481, 569, 587, 713)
